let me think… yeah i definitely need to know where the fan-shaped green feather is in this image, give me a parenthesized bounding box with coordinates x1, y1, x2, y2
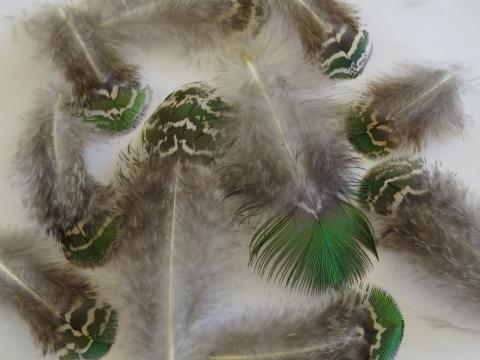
(249, 200, 377, 294)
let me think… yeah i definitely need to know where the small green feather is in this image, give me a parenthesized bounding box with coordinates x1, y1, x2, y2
(362, 287, 405, 360)
(76, 82, 150, 134)
(358, 158, 429, 215)
(58, 301, 117, 360)
(62, 214, 121, 266)
(322, 27, 372, 79)
(249, 201, 377, 294)
(141, 82, 233, 159)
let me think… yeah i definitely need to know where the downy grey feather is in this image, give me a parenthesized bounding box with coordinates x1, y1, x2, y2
(360, 158, 480, 310)
(87, 0, 268, 52)
(0, 229, 116, 357)
(15, 86, 112, 243)
(26, 5, 138, 104)
(347, 64, 465, 158)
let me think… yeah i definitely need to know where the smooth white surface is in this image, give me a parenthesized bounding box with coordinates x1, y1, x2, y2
(0, 0, 479, 359)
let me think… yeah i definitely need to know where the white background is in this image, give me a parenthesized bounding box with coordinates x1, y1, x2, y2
(0, 0, 480, 359)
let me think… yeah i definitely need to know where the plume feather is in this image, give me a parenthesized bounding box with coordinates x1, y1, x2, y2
(348, 65, 465, 158)
(0, 229, 117, 359)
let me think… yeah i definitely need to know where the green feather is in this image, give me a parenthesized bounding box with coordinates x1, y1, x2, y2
(362, 287, 405, 360)
(358, 158, 429, 215)
(76, 82, 150, 134)
(62, 214, 122, 266)
(322, 27, 372, 79)
(141, 82, 233, 159)
(57, 301, 117, 360)
(249, 201, 377, 294)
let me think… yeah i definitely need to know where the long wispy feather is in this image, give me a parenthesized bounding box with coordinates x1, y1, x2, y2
(359, 157, 480, 309)
(112, 82, 237, 359)
(273, 0, 372, 78)
(214, 17, 376, 294)
(347, 64, 465, 158)
(0, 229, 117, 359)
(186, 287, 403, 360)
(26, 5, 150, 134)
(15, 86, 120, 266)
(86, 0, 268, 52)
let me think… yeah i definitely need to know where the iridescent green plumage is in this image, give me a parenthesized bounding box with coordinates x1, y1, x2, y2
(322, 27, 372, 79)
(363, 287, 404, 360)
(250, 201, 378, 293)
(76, 83, 150, 133)
(62, 214, 122, 266)
(58, 301, 117, 360)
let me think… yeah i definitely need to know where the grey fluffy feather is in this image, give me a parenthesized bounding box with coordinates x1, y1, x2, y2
(363, 160, 480, 309)
(0, 229, 107, 354)
(26, 5, 138, 104)
(273, 0, 360, 64)
(112, 133, 240, 359)
(215, 17, 356, 226)
(87, 0, 268, 52)
(15, 86, 112, 241)
(349, 64, 465, 157)
(184, 289, 384, 360)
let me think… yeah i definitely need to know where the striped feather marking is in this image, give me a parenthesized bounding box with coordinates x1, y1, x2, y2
(57, 299, 117, 360)
(141, 82, 233, 160)
(77, 82, 150, 133)
(62, 214, 121, 266)
(359, 158, 429, 215)
(362, 287, 404, 360)
(347, 100, 398, 158)
(322, 26, 372, 79)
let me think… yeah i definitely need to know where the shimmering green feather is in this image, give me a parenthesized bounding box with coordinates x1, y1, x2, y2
(250, 201, 377, 294)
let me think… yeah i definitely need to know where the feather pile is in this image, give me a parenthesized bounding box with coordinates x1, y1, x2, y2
(359, 158, 480, 310)
(6, 0, 479, 358)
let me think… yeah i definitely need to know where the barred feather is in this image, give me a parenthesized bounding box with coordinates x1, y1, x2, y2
(15, 86, 119, 266)
(112, 83, 238, 359)
(348, 65, 465, 158)
(0, 230, 117, 359)
(359, 158, 480, 309)
(185, 287, 403, 360)
(273, 0, 372, 78)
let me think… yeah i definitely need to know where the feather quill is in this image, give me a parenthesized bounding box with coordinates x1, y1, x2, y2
(0, 229, 117, 359)
(16, 86, 120, 266)
(26, 5, 150, 133)
(215, 17, 376, 294)
(347, 64, 465, 158)
(185, 287, 404, 360)
(359, 158, 480, 310)
(273, 0, 372, 78)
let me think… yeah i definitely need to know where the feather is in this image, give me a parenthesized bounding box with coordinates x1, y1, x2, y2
(214, 17, 376, 294)
(15, 86, 119, 266)
(112, 82, 236, 359)
(86, 0, 268, 52)
(347, 64, 465, 158)
(273, 0, 372, 78)
(0, 229, 117, 359)
(359, 157, 480, 309)
(26, 5, 150, 133)
(185, 287, 403, 360)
